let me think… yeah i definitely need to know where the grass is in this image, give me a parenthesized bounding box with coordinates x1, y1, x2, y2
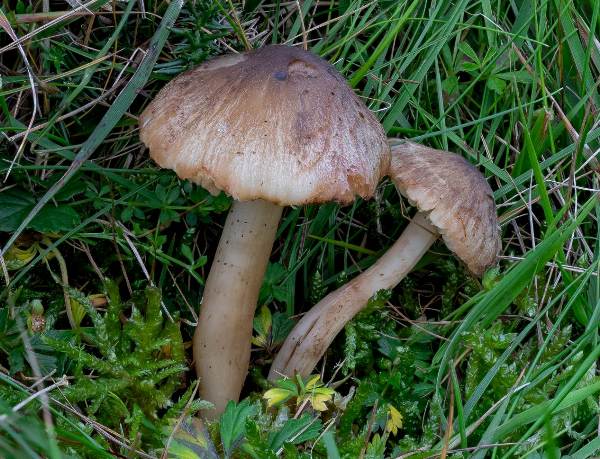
(0, 0, 599, 457)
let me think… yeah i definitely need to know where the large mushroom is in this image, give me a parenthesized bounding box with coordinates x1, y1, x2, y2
(269, 140, 501, 380)
(139, 45, 389, 417)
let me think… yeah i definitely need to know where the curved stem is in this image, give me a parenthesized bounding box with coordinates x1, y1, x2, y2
(194, 199, 283, 418)
(41, 238, 75, 330)
(268, 212, 438, 381)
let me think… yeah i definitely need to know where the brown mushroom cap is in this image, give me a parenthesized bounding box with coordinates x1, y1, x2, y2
(389, 141, 501, 276)
(139, 45, 390, 206)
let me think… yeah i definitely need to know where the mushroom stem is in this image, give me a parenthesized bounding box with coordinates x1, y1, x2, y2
(268, 212, 438, 381)
(194, 199, 283, 418)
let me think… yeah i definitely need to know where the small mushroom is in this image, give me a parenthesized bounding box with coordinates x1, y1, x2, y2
(269, 140, 501, 380)
(139, 45, 389, 417)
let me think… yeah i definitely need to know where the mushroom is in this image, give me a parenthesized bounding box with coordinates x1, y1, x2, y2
(139, 45, 390, 417)
(269, 140, 501, 380)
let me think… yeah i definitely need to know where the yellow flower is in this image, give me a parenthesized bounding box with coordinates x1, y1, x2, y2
(386, 404, 403, 436)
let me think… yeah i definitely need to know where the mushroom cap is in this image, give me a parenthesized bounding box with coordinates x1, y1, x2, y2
(139, 45, 390, 206)
(389, 141, 501, 276)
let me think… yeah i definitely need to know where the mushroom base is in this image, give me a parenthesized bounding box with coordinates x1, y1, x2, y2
(194, 199, 283, 418)
(268, 212, 438, 381)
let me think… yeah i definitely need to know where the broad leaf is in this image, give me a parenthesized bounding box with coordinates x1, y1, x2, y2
(268, 415, 322, 451)
(0, 188, 80, 233)
(219, 399, 258, 457)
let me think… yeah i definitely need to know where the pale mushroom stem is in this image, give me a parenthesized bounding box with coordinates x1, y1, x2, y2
(194, 199, 283, 418)
(268, 212, 438, 381)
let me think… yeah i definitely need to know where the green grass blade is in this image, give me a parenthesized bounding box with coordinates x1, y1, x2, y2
(435, 194, 597, 389)
(569, 437, 600, 459)
(0, 0, 184, 258)
(495, 379, 600, 448)
(348, 0, 419, 88)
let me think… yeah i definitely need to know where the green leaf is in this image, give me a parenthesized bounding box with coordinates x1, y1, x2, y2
(32, 206, 81, 233)
(259, 262, 289, 305)
(458, 42, 480, 64)
(167, 417, 220, 459)
(251, 305, 272, 348)
(486, 76, 506, 94)
(263, 387, 294, 408)
(442, 75, 459, 98)
(52, 175, 87, 201)
(0, 188, 34, 231)
(270, 312, 295, 345)
(268, 415, 321, 451)
(0, 188, 80, 233)
(219, 399, 258, 458)
(181, 244, 194, 264)
(495, 70, 534, 83)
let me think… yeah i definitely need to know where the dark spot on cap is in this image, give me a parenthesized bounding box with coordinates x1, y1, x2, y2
(273, 70, 288, 81)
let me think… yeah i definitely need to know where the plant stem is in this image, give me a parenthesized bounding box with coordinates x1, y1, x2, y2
(194, 199, 283, 418)
(42, 238, 76, 330)
(269, 212, 438, 381)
